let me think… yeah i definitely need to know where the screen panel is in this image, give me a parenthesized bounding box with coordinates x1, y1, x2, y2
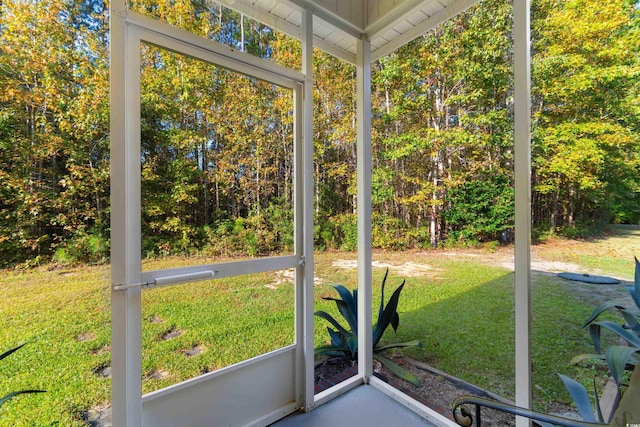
(140, 270, 295, 394)
(139, 42, 295, 269)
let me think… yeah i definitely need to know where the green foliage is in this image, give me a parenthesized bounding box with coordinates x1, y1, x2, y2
(194, 207, 293, 258)
(442, 174, 514, 242)
(372, 214, 412, 250)
(559, 257, 640, 422)
(314, 269, 422, 386)
(2, 0, 639, 259)
(582, 257, 640, 380)
(53, 230, 109, 265)
(0, 0, 110, 267)
(0, 344, 45, 412)
(315, 214, 430, 251)
(330, 214, 359, 252)
(558, 220, 609, 240)
(532, 0, 640, 230)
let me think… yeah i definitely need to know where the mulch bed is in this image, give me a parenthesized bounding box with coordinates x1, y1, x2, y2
(315, 356, 517, 426)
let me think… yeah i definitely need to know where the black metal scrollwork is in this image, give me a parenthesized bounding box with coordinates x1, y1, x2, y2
(451, 395, 608, 427)
(452, 403, 475, 427)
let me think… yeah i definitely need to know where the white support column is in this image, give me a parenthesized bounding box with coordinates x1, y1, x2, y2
(356, 35, 373, 383)
(300, 7, 316, 411)
(513, 0, 532, 425)
(110, 2, 143, 426)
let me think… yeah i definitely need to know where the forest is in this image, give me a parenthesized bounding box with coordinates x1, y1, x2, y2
(0, 0, 638, 267)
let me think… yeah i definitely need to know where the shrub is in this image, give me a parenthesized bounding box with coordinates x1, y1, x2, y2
(442, 175, 514, 242)
(53, 229, 109, 265)
(331, 214, 358, 251)
(372, 214, 410, 250)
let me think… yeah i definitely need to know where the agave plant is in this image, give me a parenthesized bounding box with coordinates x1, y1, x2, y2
(1, 343, 45, 411)
(581, 256, 640, 387)
(314, 269, 422, 386)
(556, 257, 640, 424)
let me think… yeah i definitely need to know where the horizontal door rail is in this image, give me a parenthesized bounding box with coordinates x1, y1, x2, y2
(113, 255, 303, 291)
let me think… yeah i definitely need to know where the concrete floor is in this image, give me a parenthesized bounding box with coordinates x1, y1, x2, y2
(271, 385, 438, 427)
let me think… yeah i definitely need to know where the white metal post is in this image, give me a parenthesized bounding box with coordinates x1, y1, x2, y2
(110, 2, 143, 425)
(356, 35, 373, 383)
(300, 7, 316, 411)
(514, 0, 532, 425)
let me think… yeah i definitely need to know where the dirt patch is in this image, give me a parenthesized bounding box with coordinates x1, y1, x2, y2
(94, 365, 111, 378)
(379, 356, 517, 426)
(180, 344, 206, 357)
(90, 345, 110, 355)
(83, 403, 111, 427)
(332, 260, 442, 278)
(149, 315, 164, 324)
(77, 332, 96, 342)
(145, 369, 169, 380)
(265, 269, 325, 289)
(161, 328, 183, 340)
(553, 274, 633, 308)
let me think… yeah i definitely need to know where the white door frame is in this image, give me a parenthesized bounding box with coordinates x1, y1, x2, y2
(110, 8, 314, 426)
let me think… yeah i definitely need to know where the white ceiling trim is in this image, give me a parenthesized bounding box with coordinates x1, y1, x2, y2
(214, 0, 482, 64)
(364, 0, 432, 35)
(287, 0, 365, 38)
(370, 0, 479, 62)
(219, 0, 357, 63)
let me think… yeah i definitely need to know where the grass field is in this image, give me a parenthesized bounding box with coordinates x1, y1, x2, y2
(0, 225, 638, 425)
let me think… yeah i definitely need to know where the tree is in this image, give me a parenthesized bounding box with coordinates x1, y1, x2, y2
(532, 0, 640, 232)
(371, 0, 514, 246)
(0, 0, 110, 265)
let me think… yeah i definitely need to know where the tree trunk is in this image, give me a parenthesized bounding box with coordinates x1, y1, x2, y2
(550, 185, 560, 234)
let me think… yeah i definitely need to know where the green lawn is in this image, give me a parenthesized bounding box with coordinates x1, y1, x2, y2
(1, 229, 637, 425)
(533, 225, 640, 280)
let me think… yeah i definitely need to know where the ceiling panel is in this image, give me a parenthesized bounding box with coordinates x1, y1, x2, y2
(218, 0, 480, 63)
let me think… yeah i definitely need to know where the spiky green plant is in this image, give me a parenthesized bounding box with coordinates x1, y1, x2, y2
(1, 343, 45, 411)
(556, 257, 640, 424)
(580, 257, 640, 386)
(314, 269, 422, 386)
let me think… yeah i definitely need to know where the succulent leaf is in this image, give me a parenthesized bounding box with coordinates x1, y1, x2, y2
(592, 379, 604, 423)
(0, 343, 26, 362)
(595, 321, 640, 348)
(314, 310, 351, 338)
(374, 353, 421, 387)
(373, 281, 404, 346)
(558, 374, 596, 423)
(605, 345, 639, 388)
(582, 302, 627, 328)
(588, 323, 602, 354)
(375, 340, 422, 352)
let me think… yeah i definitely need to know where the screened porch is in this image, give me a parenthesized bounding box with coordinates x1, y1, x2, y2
(109, 0, 533, 426)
